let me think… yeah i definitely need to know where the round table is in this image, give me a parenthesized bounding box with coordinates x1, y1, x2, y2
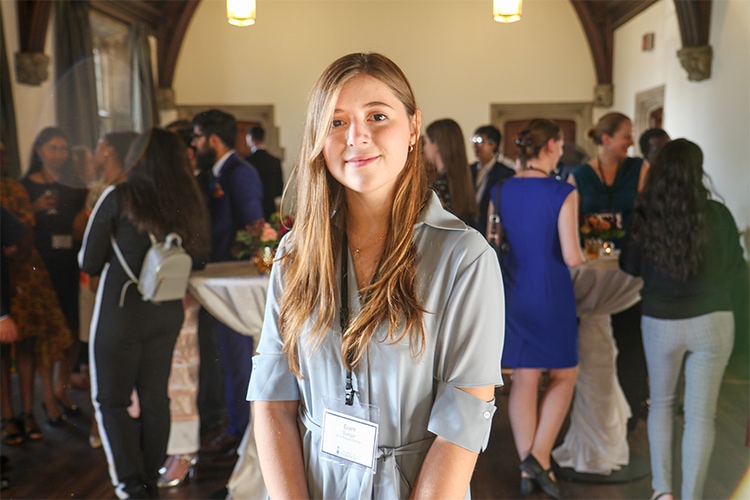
(551, 254, 646, 479)
(188, 261, 269, 500)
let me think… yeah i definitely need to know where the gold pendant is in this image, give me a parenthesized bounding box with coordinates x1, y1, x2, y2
(353, 248, 361, 261)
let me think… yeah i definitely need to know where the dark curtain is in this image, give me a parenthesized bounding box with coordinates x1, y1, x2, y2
(128, 23, 158, 132)
(0, 6, 21, 177)
(54, 0, 99, 148)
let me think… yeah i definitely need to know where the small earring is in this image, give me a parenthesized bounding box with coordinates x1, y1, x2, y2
(408, 144, 414, 153)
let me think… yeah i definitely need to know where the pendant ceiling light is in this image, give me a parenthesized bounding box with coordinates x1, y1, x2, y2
(493, 0, 522, 23)
(227, 0, 256, 26)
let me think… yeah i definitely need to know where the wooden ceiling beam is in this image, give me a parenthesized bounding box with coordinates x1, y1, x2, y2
(157, 0, 201, 88)
(674, 0, 712, 47)
(15, 0, 52, 52)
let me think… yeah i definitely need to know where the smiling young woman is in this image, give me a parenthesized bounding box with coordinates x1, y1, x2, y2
(249, 52, 505, 499)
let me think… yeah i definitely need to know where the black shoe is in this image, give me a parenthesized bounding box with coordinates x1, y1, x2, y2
(208, 487, 228, 499)
(520, 454, 564, 499)
(200, 431, 241, 455)
(520, 477, 537, 495)
(41, 403, 65, 426)
(56, 397, 82, 417)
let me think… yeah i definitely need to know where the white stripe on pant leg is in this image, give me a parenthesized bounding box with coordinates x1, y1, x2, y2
(88, 265, 128, 498)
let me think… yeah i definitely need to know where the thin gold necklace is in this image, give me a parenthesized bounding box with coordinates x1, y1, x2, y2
(351, 235, 385, 261)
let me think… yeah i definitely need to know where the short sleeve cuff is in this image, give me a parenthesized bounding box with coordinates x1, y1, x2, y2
(427, 380, 496, 453)
(247, 354, 300, 401)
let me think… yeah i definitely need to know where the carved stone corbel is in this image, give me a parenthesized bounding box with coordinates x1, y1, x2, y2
(677, 45, 712, 82)
(15, 51, 51, 86)
(594, 83, 614, 107)
(157, 87, 176, 110)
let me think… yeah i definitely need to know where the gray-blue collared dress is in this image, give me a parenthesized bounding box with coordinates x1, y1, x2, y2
(248, 192, 505, 499)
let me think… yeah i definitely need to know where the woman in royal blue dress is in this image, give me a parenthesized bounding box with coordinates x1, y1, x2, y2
(488, 119, 584, 498)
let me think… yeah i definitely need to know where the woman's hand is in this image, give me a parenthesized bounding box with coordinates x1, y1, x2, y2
(0, 316, 18, 343)
(255, 400, 310, 499)
(32, 191, 57, 213)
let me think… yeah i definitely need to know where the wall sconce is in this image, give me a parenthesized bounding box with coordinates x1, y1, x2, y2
(494, 0, 522, 23)
(227, 0, 256, 26)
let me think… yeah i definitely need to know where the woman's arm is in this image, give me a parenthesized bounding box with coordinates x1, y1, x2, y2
(558, 190, 585, 267)
(254, 400, 309, 500)
(72, 207, 88, 241)
(411, 385, 494, 500)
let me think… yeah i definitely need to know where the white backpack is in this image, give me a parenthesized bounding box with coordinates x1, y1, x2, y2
(111, 232, 193, 306)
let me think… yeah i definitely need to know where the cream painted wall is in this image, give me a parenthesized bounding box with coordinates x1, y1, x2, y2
(173, 0, 595, 174)
(612, 0, 750, 239)
(1, 0, 57, 168)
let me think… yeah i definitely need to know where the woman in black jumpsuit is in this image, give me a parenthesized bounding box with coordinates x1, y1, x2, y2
(79, 128, 209, 499)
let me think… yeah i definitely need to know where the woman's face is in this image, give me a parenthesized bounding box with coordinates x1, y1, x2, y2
(323, 74, 418, 202)
(549, 138, 564, 163)
(95, 138, 122, 182)
(36, 136, 69, 172)
(422, 135, 441, 172)
(603, 121, 634, 159)
(94, 138, 110, 168)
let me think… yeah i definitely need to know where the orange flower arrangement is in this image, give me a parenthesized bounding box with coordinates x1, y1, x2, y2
(579, 212, 625, 241)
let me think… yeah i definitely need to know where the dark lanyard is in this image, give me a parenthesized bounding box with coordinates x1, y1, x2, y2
(339, 232, 384, 406)
(340, 232, 355, 406)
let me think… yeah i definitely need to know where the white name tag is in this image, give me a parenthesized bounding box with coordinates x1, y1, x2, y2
(321, 408, 379, 470)
(52, 234, 73, 249)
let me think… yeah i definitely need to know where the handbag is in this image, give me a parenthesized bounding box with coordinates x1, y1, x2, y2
(489, 180, 510, 271)
(111, 232, 192, 306)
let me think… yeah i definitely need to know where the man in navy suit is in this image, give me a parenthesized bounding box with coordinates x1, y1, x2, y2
(470, 124, 516, 236)
(245, 125, 284, 220)
(192, 109, 264, 459)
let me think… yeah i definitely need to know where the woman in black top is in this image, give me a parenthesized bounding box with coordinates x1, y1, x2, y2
(21, 127, 88, 423)
(79, 128, 209, 499)
(619, 139, 746, 500)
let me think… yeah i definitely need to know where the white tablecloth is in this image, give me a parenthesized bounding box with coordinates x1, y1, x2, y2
(552, 255, 643, 475)
(188, 261, 269, 341)
(188, 261, 268, 500)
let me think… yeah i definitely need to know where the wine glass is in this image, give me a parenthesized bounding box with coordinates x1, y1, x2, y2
(44, 189, 59, 215)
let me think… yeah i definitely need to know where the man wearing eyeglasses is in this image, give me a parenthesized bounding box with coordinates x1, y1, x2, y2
(191, 109, 264, 463)
(470, 125, 516, 236)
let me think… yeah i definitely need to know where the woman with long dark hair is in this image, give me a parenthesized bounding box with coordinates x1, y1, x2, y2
(423, 118, 478, 226)
(21, 126, 88, 424)
(249, 53, 504, 498)
(488, 119, 584, 498)
(79, 128, 209, 498)
(620, 139, 745, 500)
(1, 142, 73, 443)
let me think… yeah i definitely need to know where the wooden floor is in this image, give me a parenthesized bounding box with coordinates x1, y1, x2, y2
(2, 350, 747, 499)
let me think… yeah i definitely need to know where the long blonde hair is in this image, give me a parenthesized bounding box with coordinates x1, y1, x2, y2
(279, 53, 429, 376)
